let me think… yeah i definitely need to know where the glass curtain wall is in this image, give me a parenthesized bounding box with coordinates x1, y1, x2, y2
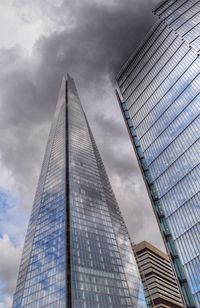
(68, 75, 147, 308)
(116, 0, 200, 307)
(12, 79, 67, 308)
(13, 75, 147, 308)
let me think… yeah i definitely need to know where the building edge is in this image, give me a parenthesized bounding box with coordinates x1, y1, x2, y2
(65, 78, 72, 307)
(115, 89, 196, 308)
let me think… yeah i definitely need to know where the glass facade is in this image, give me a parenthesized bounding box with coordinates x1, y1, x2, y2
(13, 75, 147, 308)
(116, 1, 200, 307)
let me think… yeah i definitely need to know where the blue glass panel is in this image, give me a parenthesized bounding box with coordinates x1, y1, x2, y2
(13, 77, 147, 308)
(117, 3, 200, 306)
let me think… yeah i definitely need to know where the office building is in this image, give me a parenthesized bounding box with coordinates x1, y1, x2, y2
(134, 241, 184, 308)
(116, 0, 200, 307)
(12, 75, 147, 308)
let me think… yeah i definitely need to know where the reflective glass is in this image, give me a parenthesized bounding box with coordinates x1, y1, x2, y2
(154, 0, 200, 51)
(117, 1, 200, 306)
(13, 76, 147, 308)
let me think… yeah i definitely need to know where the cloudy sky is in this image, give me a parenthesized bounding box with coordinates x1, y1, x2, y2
(0, 0, 164, 306)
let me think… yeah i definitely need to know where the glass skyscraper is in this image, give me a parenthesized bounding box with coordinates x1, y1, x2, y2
(12, 75, 147, 308)
(116, 1, 200, 307)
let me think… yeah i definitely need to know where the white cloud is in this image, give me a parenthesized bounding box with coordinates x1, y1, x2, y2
(0, 2, 42, 54)
(0, 295, 12, 308)
(0, 234, 22, 307)
(0, 157, 15, 192)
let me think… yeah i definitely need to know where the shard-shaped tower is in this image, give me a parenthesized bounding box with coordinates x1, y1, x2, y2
(13, 76, 147, 308)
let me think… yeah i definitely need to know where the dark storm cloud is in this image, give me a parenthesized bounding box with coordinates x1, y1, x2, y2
(0, 1, 165, 303)
(32, 0, 157, 83)
(1, 0, 157, 125)
(0, 0, 163, 245)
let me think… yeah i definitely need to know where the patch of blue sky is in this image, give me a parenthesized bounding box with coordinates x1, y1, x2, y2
(0, 280, 5, 302)
(0, 188, 27, 246)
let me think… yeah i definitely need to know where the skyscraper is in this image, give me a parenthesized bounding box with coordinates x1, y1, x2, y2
(12, 75, 147, 308)
(133, 241, 184, 308)
(116, 1, 200, 307)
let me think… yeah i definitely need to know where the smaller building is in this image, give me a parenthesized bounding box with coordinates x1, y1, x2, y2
(133, 241, 184, 308)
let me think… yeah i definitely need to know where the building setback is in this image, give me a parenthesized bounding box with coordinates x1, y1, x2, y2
(116, 0, 200, 307)
(133, 241, 184, 308)
(12, 75, 147, 308)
